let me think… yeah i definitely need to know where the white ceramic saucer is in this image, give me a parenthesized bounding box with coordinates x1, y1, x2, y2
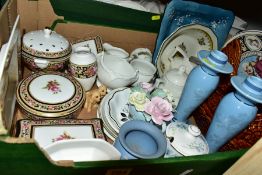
(98, 88, 131, 139)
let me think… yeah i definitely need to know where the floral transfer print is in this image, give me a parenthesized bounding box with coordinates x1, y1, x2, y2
(43, 80, 61, 94)
(22, 51, 68, 71)
(69, 62, 97, 78)
(242, 56, 262, 78)
(52, 131, 75, 142)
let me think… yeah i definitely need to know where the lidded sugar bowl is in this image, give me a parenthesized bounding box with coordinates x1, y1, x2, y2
(154, 66, 187, 105)
(165, 121, 209, 157)
(22, 28, 72, 71)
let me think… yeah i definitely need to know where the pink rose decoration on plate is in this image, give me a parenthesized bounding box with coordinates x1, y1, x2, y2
(144, 96, 174, 125)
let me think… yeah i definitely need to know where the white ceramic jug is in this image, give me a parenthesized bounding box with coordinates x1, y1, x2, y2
(69, 46, 97, 91)
(97, 52, 138, 89)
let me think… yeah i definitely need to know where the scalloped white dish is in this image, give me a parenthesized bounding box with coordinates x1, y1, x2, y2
(44, 139, 121, 162)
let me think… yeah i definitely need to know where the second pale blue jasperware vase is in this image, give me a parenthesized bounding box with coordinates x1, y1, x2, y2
(174, 50, 233, 122)
(206, 75, 262, 153)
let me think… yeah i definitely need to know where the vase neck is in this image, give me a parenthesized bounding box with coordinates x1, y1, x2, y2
(200, 65, 218, 76)
(234, 91, 255, 106)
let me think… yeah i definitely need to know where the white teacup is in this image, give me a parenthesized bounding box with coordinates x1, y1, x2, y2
(129, 48, 152, 62)
(130, 59, 156, 86)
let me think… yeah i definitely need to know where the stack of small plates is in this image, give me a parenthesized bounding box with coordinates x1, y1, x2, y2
(97, 87, 131, 140)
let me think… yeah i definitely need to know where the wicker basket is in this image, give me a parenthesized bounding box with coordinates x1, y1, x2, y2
(193, 33, 262, 151)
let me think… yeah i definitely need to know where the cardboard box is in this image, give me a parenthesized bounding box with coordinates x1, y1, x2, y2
(0, 0, 251, 174)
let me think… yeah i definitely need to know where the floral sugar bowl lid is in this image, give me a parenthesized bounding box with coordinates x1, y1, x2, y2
(166, 121, 209, 156)
(16, 72, 85, 119)
(22, 28, 72, 71)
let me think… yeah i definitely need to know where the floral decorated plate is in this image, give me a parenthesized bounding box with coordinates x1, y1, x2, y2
(156, 24, 218, 76)
(44, 139, 121, 162)
(16, 71, 85, 119)
(16, 118, 106, 148)
(222, 30, 262, 78)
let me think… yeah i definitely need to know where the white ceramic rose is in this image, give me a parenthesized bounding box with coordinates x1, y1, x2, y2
(129, 91, 150, 111)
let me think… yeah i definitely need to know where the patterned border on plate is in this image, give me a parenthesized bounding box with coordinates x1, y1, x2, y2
(71, 36, 104, 54)
(15, 118, 106, 141)
(16, 71, 85, 118)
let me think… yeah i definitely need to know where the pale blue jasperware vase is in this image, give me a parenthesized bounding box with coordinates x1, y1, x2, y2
(206, 75, 262, 153)
(174, 50, 233, 122)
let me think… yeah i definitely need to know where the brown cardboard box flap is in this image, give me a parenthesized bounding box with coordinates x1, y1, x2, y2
(0, 15, 20, 135)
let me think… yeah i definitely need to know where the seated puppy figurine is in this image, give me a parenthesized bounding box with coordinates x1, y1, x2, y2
(84, 85, 107, 112)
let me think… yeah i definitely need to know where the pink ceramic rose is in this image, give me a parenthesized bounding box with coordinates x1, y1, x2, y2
(144, 96, 174, 125)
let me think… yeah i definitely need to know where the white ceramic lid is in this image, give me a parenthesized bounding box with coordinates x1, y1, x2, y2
(16, 71, 85, 118)
(70, 47, 97, 65)
(165, 66, 187, 87)
(22, 28, 71, 59)
(166, 121, 209, 156)
(28, 74, 75, 104)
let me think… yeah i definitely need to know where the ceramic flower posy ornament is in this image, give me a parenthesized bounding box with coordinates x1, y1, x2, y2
(128, 82, 175, 125)
(129, 91, 150, 111)
(144, 96, 173, 125)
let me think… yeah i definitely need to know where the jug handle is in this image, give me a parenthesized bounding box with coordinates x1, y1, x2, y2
(130, 70, 139, 84)
(97, 52, 114, 77)
(154, 78, 165, 89)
